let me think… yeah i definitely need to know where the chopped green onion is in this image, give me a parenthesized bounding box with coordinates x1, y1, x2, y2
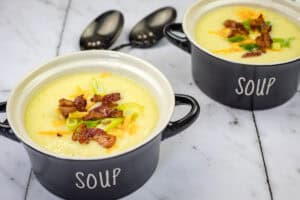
(265, 21, 272, 26)
(272, 42, 281, 50)
(272, 37, 295, 48)
(102, 118, 123, 132)
(118, 102, 143, 119)
(91, 78, 105, 95)
(228, 35, 245, 43)
(66, 118, 82, 131)
(242, 20, 251, 31)
(239, 43, 260, 52)
(83, 120, 101, 128)
(66, 118, 101, 130)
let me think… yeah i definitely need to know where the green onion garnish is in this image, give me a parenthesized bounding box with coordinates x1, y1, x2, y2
(242, 20, 251, 31)
(91, 78, 106, 95)
(66, 118, 82, 131)
(272, 37, 295, 48)
(83, 120, 101, 128)
(101, 118, 124, 132)
(66, 118, 101, 130)
(265, 21, 272, 26)
(239, 43, 260, 52)
(228, 35, 246, 43)
(118, 102, 143, 119)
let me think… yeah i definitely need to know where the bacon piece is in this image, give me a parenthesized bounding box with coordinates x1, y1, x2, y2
(90, 93, 120, 104)
(250, 14, 265, 30)
(74, 95, 87, 111)
(72, 124, 89, 144)
(93, 133, 116, 148)
(110, 109, 123, 118)
(82, 106, 123, 120)
(255, 25, 272, 52)
(59, 98, 77, 117)
(246, 14, 273, 52)
(224, 20, 249, 37)
(92, 105, 113, 117)
(59, 95, 87, 117)
(82, 110, 106, 120)
(102, 93, 121, 105)
(91, 94, 102, 102)
(72, 124, 116, 148)
(224, 20, 240, 29)
(87, 128, 116, 148)
(59, 106, 77, 118)
(59, 99, 75, 107)
(242, 51, 263, 58)
(87, 127, 106, 137)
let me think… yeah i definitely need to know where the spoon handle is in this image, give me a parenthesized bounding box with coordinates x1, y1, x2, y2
(111, 43, 132, 51)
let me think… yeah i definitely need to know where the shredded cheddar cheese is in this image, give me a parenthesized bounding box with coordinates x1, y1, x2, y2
(70, 86, 91, 99)
(128, 123, 137, 135)
(236, 7, 260, 20)
(122, 115, 133, 129)
(86, 101, 96, 110)
(208, 28, 230, 38)
(52, 119, 66, 127)
(68, 111, 88, 119)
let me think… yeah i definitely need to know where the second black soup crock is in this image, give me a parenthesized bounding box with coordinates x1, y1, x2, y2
(164, 0, 300, 110)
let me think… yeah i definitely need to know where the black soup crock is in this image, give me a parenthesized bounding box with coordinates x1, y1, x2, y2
(0, 51, 200, 200)
(164, 0, 300, 110)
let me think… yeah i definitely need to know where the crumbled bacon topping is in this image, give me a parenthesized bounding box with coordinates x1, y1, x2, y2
(92, 131, 116, 148)
(102, 93, 121, 105)
(83, 93, 122, 120)
(91, 93, 121, 104)
(59, 99, 77, 118)
(250, 14, 265, 30)
(224, 19, 249, 37)
(74, 95, 87, 112)
(72, 124, 116, 148)
(91, 94, 102, 102)
(59, 99, 74, 107)
(72, 123, 89, 144)
(58, 92, 123, 148)
(109, 109, 123, 118)
(223, 14, 273, 58)
(59, 95, 87, 117)
(242, 51, 263, 58)
(255, 25, 272, 52)
(82, 106, 123, 120)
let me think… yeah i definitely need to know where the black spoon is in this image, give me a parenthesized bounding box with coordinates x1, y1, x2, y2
(112, 7, 177, 51)
(80, 10, 124, 50)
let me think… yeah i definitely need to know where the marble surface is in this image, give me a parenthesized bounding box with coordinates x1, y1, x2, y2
(0, 0, 299, 199)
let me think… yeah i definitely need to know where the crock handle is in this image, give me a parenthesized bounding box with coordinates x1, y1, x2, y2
(163, 23, 191, 53)
(162, 94, 200, 140)
(0, 102, 20, 142)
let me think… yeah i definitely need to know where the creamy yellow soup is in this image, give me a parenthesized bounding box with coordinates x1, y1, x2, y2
(24, 72, 159, 158)
(195, 6, 300, 64)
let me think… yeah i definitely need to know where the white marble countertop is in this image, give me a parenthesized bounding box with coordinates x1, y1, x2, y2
(0, 0, 299, 199)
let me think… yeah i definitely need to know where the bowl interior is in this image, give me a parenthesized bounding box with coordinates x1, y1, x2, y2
(183, 0, 300, 65)
(7, 50, 175, 160)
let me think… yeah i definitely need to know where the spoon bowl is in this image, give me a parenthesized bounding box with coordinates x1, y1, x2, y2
(129, 7, 177, 48)
(80, 10, 124, 50)
(112, 7, 177, 50)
